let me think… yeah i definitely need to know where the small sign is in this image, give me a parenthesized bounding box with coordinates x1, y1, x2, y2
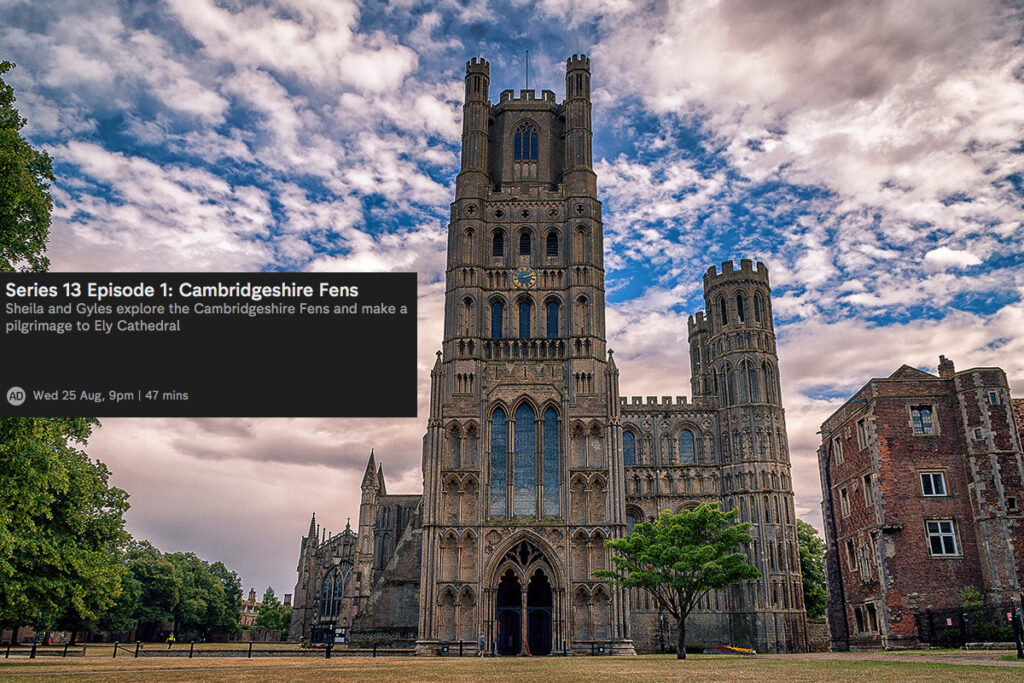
(946, 618, 953, 626)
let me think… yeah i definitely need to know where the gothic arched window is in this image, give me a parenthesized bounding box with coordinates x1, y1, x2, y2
(519, 231, 531, 256)
(623, 431, 636, 466)
(491, 405, 560, 519)
(514, 122, 538, 161)
(747, 362, 761, 402)
(512, 403, 537, 516)
(461, 297, 473, 336)
(546, 300, 559, 338)
(678, 431, 695, 463)
(736, 293, 745, 323)
(754, 294, 763, 323)
(319, 563, 350, 619)
(489, 407, 507, 516)
(518, 299, 532, 338)
(492, 230, 505, 257)
(546, 231, 559, 256)
(490, 301, 504, 339)
(542, 408, 559, 516)
(719, 297, 728, 326)
(575, 296, 590, 335)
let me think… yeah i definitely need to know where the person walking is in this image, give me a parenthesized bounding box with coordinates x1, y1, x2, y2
(478, 633, 486, 657)
(167, 632, 175, 649)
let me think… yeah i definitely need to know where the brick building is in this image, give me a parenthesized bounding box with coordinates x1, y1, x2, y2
(818, 356, 1024, 649)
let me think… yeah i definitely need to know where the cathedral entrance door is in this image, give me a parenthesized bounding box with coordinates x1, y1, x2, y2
(495, 570, 522, 656)
(526, 570, 553, 655)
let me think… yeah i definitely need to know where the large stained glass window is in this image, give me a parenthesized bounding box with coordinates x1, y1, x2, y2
(678, 430, 695, 463)
(513, 404, 537, 516)
(623, 431, 636, 466)
(319, 563, 349, 619)
(490, 408, 507, 516)
(543, 408, 559, 516)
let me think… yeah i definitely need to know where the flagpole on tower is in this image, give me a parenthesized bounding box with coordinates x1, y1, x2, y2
(525, 50, 530, 90)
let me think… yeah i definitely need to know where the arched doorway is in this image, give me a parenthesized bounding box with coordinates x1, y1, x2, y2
(526, 570, 553, 655)
(490, 539, 559, 656)
(495, 569, 521, 656)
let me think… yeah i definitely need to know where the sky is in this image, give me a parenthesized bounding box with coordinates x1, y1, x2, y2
(2, 0, 1023, 599)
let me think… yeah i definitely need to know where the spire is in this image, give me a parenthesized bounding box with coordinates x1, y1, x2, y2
(607, 348, 616, 370)
(307, 512, 317, 539)
(377, 464, 387, 496)
(361, 450, 378, 489)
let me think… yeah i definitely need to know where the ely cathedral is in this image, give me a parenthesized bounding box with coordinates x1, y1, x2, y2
(289, 55, 808, 654)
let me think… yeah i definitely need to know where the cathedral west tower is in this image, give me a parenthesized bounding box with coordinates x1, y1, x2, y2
(417, 54, 634, 656)
(292, 54, 807, 655)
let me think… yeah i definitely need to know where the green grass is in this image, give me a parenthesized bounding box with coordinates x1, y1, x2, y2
(0, 654, 1021, 682)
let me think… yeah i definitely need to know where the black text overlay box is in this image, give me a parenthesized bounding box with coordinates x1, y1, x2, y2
(0, 273, 417, 417)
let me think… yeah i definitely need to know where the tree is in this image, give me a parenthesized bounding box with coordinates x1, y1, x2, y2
(0, 61, 54, 272)
(207, 561, 242, 635)
(0, 418, 130, 632)
(796, 520, 827, 619)
(595, 504, 760, 659)
(165, 552, 241, 638)
(253, 587, 288, 633)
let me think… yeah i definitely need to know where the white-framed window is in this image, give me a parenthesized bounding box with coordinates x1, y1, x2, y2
(834, 437, 844, 465)
(974, 428, 983, 440)
(911, 405, 935, 435)
(987, 391, 999, 405)
(920, 471, 947, 497)
(863, 474, 874, 505)
(925, 519, 959, 556)
(856, 419, 868, 449)
(839, 486, 851, 518)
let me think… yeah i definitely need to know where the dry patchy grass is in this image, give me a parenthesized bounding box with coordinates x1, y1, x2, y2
(0, 654, 1022, 683)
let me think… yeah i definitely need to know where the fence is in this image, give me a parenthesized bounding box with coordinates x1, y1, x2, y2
(915, 607, 1016, 647)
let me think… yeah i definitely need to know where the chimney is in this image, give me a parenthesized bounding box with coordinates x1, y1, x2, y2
(938, 355, 955, 379)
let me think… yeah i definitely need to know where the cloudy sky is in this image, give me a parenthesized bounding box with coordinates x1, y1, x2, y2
(3, 0, 1022, 598)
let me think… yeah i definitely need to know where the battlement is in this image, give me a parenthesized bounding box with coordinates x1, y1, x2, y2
(466, 57, 489, 73)
(703, 259, 770, 288)
(687, 311, 708, 333)
(622, 395, 688, 407)
(498, 88, 557, 104)
(566, 54, 590, 70)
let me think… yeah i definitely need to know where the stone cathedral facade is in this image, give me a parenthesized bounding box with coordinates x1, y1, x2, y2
(289, 55, 808, 655)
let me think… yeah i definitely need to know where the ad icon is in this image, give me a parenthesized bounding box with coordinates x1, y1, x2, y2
(6, 387, 26, 407)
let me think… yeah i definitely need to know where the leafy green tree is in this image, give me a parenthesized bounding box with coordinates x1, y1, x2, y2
(796, 520, 827, 619)
(165, 552, 240, 638)
(207, 561, 242, 635)
(0, 418, 130, 631)
(595, 504, 760, 659)
(0, 61, 54, 272)
(253, 587, 287, 632)
(128, 542, 179, 631)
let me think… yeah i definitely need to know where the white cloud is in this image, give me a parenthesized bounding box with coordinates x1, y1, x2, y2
(924, 246, 983, 270)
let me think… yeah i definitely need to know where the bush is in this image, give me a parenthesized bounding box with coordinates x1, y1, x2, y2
(936, 628, 962, 648)
(968, 621, 1013, 642)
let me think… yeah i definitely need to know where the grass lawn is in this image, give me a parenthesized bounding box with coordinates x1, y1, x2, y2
(1, 654, 1022, 682)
